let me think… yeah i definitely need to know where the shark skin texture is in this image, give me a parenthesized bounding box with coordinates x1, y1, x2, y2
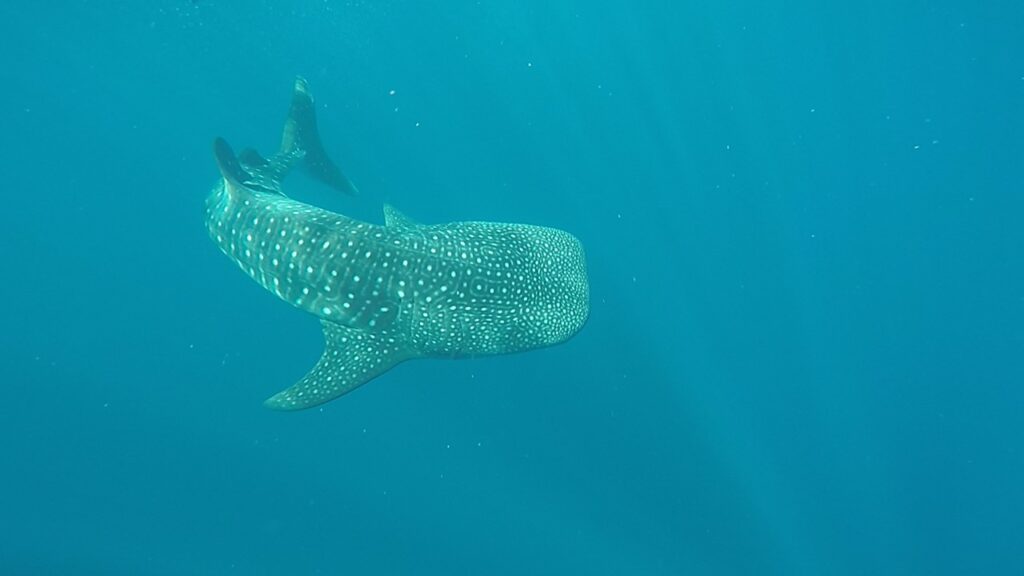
(206, 78, 589, 410)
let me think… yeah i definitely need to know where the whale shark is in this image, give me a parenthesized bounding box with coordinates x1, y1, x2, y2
(206, 78, 589, 410)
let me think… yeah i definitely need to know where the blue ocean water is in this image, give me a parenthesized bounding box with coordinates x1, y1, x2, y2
(1, 1, 1022, 574)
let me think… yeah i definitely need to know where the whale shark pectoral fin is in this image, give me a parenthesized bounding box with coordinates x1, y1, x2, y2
(383, 204, 420, 229)
(263, 321, 409, 411)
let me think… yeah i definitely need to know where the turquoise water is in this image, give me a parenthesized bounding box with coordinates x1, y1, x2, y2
(1, 2, 1022, 574)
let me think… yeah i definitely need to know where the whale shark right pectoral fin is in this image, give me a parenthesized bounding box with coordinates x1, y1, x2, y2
(263, 321, 409, 411)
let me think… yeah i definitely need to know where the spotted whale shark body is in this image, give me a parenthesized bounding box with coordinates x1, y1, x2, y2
(206, 78, 589, 410)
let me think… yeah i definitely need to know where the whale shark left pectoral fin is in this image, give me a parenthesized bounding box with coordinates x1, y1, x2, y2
(264, 321, 410, 411)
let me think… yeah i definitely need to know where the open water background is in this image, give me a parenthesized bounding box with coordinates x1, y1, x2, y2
(1, 1, 1022, 574)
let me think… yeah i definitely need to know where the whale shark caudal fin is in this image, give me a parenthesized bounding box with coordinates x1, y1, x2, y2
(263, 321, 411, 410)
(278, 76, 358, 195)
(211, 76, 357, 196)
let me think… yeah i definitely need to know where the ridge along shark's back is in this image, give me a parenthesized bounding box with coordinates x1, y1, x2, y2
(205, 77, 590, 411)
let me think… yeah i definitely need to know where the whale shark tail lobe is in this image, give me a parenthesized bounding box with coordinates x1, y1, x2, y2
(263, 320, 410, 410)
(212, 77, 357, 196)
(278, 76, 358, 195)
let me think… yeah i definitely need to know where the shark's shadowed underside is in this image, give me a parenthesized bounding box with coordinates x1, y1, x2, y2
(206, 78, 589, 410)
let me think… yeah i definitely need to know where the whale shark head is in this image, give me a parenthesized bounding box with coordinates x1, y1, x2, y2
(206, 78, 589, 410)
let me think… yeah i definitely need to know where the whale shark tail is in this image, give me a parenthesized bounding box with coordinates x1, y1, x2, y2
(213, 77, 358, 195)
(277, 76, 358, 195)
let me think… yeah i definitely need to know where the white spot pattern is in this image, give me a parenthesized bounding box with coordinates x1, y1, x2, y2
(203, 80, 588, 410)
(206, 180, 589, 409)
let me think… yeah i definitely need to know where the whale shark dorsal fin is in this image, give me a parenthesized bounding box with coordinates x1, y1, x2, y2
(212, 137, 249, 191)
(238, 148, 270, 169)
(277, 76, 359, 195)
(263, 321, 410, 410)
(383, 204, 419, 229)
